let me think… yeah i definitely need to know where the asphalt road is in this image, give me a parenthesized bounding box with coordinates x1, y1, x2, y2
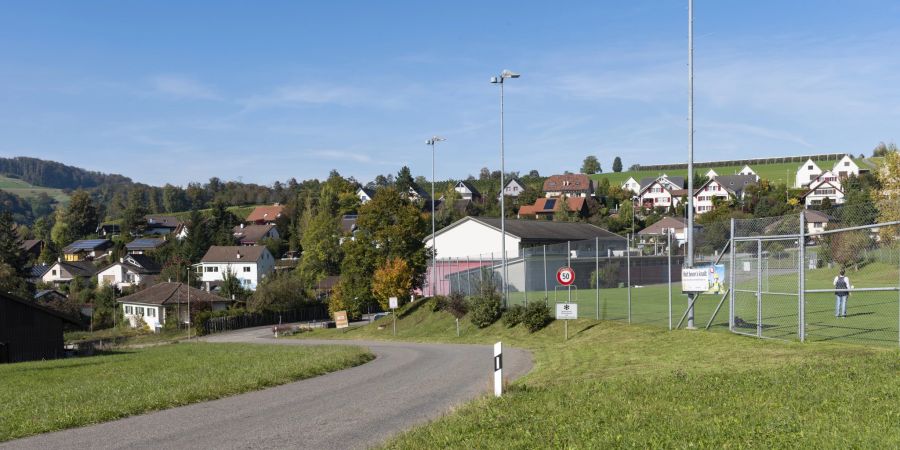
(2, 327, 532, 450)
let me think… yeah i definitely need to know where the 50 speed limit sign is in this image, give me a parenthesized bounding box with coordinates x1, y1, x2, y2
(556, 267, 575, 286)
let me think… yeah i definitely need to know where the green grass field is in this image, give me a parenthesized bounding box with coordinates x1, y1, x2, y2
(0, 174, 70, 205)
(0, 342, 373, 442)
(298, 298, 900, 448)
(589, 158, 868, 188)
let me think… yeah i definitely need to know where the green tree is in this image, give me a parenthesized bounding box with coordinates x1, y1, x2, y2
(395, 166, 415, 195)
(63, 190, 99, 238)
(50, 210, 76, 250)
(371, 257, 414, 309)
(581, 155, 602, 174)
(121, 188, 148, 237)
(298, 210, 342, 285)
(162, 184, 186, 213)
(250, 272, 312, 312)
(208, 200, 239, 246)
(873, 149, 900, 244)
(0, 212, 29, 290)
(612, 156, 623, 173)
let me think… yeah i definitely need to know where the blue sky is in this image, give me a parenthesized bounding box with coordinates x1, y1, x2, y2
(1, 1, 899, 186)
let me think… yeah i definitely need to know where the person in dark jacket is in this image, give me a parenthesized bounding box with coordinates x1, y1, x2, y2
(833, 269, 852, 317)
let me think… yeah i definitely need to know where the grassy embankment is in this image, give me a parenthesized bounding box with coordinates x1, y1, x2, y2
(0, 343, 373, 442)
(299, 296, 900, 448)
(64, 327, 192, 347)
(0, 175, 70, 205)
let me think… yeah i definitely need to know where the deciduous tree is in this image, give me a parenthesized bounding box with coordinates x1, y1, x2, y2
(371, 258, 414, 309)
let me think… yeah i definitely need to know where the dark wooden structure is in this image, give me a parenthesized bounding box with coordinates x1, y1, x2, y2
(0, 291, 83, 364)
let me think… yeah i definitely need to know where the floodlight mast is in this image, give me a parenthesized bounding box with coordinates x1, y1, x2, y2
(686, 0, 696, 329)
(491, 70, 519, 308)
(426, 136, 445, 298)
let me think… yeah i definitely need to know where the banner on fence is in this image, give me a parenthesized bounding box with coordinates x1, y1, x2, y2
(681, 268, 710, 292)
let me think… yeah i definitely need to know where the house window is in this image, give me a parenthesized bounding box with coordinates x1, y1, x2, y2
(808, 165, 813, 170)
(125, 305, 133, 314)
(52, 270, 57, 276)
(205, 266, 219, 273)
(243, 266, 251, 272)
(242, 279, 251, 286)
(844, 162, 850, 166)
(147, 308, 156, 318)
(136, 306, 145, 316)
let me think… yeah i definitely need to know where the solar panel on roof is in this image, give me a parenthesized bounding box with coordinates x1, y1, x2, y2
(544, 199, 557, 210)
(69, 239, 109, 249)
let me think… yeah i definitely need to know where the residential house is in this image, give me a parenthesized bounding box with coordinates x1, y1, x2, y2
(357, 187, 376, 204)
(145, 215, 183, 235)
(232, 224, 279, 246)
(803, 209, 834, 238)
(453, 181, 482, 201)
(693, 175, 758, 214)
(62, 239, 113, 262)
(516, 197, 589, 220)
(34, 289, 68, 304)
(543, 174, 594, 197)
(501, 179, 526, 198)
(41, 260, 99, 285)
(125, 238, 167, 255)
(639, 175, 684, 192)
(246, 204, 284, 225)
(117, 282, 231, 331)
(704, 169, 719, 178)
(621, 177, 641, 194)
(738, 165, 758, 180)
(800, 179, 844, 208)
(96, 254, 161, 289)
(833, 154, 861, 180)
(340, 214, 358, 235)
(20, 239, 42, 261)
(96, 223, 121, 238)
(638, 179, 687, 211)
(405, 183, 431, 202)
(795, 158, 823, 188)
(637, 216, 694, 251)
(28, 264, 51, 283)
(199, 246, 275, 291)
(1, 291, 83, 363)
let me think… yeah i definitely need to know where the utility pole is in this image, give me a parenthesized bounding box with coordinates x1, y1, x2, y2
(686, 0, 696, 329)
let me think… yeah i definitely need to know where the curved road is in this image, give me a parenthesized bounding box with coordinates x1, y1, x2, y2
(2, 327, 532, 450)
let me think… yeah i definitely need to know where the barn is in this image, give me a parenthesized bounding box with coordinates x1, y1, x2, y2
(0, 291, 83, 364)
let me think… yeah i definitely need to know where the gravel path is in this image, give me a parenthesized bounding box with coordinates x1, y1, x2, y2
(2, 327, 532, 450)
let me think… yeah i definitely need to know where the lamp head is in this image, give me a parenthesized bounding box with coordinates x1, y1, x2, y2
(501, 70, 520, 79)
(490, 76, 500, 84)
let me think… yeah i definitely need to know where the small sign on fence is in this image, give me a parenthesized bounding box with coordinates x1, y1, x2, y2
(681, 268, 710, 292)
(555, 302, 578, 320)
(334, 310, 349, 329)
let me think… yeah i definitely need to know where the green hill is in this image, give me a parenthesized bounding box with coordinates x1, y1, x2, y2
(0, 174, 70, 205)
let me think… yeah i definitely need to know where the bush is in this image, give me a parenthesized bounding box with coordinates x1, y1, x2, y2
(503, 304, 525, 328)
(432, 295, 449, 312)
(591, 264, 621, 289)
(443, 293, 469, 319)
(469, 291, 502, 328)
(522, 302, 553, 333)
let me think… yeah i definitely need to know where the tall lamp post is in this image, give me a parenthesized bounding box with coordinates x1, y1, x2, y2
(491, 69, 519, 308)
(686, 0, 696, 329)
(426, 136, 445, 297)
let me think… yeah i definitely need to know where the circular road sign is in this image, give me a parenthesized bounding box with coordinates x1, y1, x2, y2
(556, 267, 575, 286)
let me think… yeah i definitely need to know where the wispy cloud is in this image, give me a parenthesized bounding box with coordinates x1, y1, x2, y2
(149, 75, 220, 100)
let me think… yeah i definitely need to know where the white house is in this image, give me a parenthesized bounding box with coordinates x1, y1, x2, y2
(638, 180, 686, 211)
(501, 179, 526, 198)
(704, 169, 719, 178)
(795, 159, 823, 188)
(832, 155, 860, 180)
(693, 175, 757, 215)
(738, 165, 759, 180)
(41, 260, 99, 285)
(96, 254, 161, 290)
(198, 246, 275, 291)
(543, 174, 594, 198)
(232, 224, 280, 246)
(621, 177, 641, 194)
(637, 216, 695, 250)
(117, 282, 232, 331)
(803, 209, 834, 237)
(357, 187, 375, 204)
(453, 181, 481, 200)
(405, 184, 430, 202)
(801, 179, 845, 208)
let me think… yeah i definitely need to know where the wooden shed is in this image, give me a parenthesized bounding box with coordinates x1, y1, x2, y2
(0, 291, 83, 364)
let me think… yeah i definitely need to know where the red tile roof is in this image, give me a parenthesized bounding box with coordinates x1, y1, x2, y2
(246, 205, 284, 223)
(542, 174, 593, 193)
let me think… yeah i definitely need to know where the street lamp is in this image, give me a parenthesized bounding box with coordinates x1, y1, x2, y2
(426, 136, 446, 298)
(491, 70, 519, 308)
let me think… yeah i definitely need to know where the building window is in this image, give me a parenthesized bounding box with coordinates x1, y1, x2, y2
(808, 165, 813, 170)
(243, 266, 251, 272)
(844, 162, 850, 166)
(125, 305, 133, 314)
(136, 306, 145, 316)
(52, 270, 57, 276)
(147, 308, 156, 317)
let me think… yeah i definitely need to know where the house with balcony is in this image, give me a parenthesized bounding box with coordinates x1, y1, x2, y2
(693, 174, 757, 215)
(800, 179, 845, 208)
(637, 178, 686, 211)
(96, 254, 161, 289)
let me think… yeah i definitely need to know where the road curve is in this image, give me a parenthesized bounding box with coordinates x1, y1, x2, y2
(2, 327, 532, 450)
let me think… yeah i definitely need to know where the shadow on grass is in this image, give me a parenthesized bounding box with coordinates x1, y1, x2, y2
(4, 349, 135, 373)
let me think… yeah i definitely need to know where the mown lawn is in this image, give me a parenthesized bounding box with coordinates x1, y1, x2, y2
(0, 342, 373, 442)
(64, 327, 191, 346)
(299, 298, 900, 448)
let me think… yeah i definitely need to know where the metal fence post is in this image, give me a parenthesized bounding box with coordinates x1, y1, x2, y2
(466, 256, 471, 297)
(543, 244, 548, 303)
(668, 231, 672, 330)
(596, 236, 600, 321)
(729, 218, 735, 331)
(479, 253, 484, 293)
(567, 240, 572, 303)
(757, 238, 763, 338)
(627, 233, 632, 324)
(524, 249, 528, 307)
(799, 211, 806, 342)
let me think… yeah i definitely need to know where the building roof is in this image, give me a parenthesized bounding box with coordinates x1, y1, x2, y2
(408, 183, 430, 200)
(20, 239, 42, 253)
(125, 238, 166, 251)
(800, 180, 844, 198)
(201, 246, 270, 263)
(358, 187, 376, 198)
(54, 260, 100, 277)
(96, 223, 121, 234)
(639, 175, 685, 191)
(455, 180, 482, 197)
(116, 282, 230, 306)
(638, 217, 689, 235)
(246, 204, 284, 223)
(232, 224, 276, 244)
(543, 174, 593, 193)
(34, 289, 68, 301)
(803, 209, 834, 223)
(100, 254, 161, 275)
(0, 291, 83, 326)
(29, 264, 51, 278)
(437, 216, 624, 244)
(697, 174, 758, 197)
(62, 239, 112, 254)
(145, 215, 183, 228)
(517, 197, 587, 216)
(504, 178, 525, 188)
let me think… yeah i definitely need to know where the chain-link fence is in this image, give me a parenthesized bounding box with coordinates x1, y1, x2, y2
(426, 207, 900, 348)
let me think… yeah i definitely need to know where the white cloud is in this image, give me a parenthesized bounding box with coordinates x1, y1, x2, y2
(149, 75, 220, 100)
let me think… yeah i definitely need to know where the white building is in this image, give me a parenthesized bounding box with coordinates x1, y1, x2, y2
(502, 179, 526, 198)
(41, 260, 98, 285)
(693, 175, 758, 215)
(117, 282, 231, 331)
(96, 254, 161, 290)
(801, 179, 845, 208)
(795, 158, 823, 188)
(704, 169, 719, 178)
(621, 177, 641, 194)
(803, 209, 834, 237)
(637, 216, 694, 250)
(198, 246, 275, 291)
(833, 154, 860, 179)
(357, 187, 375, 204)
(637, 180, 686, 211)
(738, 165, 758, 180)
(453, 181, 481, 200)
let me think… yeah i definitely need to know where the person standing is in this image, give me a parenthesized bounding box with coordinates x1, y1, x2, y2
(833, 269, 852, 318)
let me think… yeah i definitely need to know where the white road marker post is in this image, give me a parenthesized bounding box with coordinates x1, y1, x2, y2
(389, 296, 398, 336)
(493, 341, 503, 397)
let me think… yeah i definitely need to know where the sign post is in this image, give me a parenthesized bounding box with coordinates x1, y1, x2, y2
(555, 302, 578, 340)
(389, 296, 398, 336)
(493, 341, 503, 397)
(334, 310, 349, 330)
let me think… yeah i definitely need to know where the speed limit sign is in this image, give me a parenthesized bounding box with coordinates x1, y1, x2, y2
(556, 267, 575, 286)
